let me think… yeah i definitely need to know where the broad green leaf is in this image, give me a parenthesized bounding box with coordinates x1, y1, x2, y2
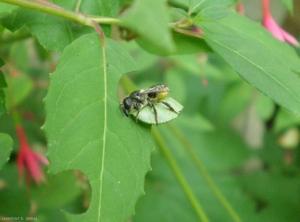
(0, 133, 12, 170)
(120, 0, 176, 55)
(44, 33, 153, 221)
(279, 0, 293, 14)
(131, 97, 183, 125)
(198, 10, 300, 117)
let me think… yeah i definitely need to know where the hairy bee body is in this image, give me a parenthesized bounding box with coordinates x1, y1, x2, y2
(120, 84, 177, 125)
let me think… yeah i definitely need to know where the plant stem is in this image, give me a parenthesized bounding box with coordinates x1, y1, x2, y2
(0, 0, 121, 27)
(0, 0, 89, 25)
(168, 124, 242, 222)
(152, 127, 209, 222)
(0, 0, 110, 45)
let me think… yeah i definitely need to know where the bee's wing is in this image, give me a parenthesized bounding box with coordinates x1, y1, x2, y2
(139, 84, 169, 95)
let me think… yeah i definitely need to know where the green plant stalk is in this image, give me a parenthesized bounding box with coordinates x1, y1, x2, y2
(0, 0, 121, 26)
(152, 127, 210, 222)
(168, 123, 242, 222)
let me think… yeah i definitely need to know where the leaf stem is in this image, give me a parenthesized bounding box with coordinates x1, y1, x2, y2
(168, 123, 242, 222)
(152, 127, 209, 222)
(0, 0, 121, 28)
(75, 0, 82, 12)
(0, 0, 88, 25)
(0, 0, 108, 45)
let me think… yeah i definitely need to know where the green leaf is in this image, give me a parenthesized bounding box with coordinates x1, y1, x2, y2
(0, 8, 89, 53)
(131, 97, 183, 125)
(44, 33, 153, 221)
(0, 2, 17, 16)
(198, 10, 300, 117)
(195, 6, 232, 21)
(31, 171, 82, 209)
(189, 0, 236, 14)
(4, 73, 34, 110)
(255, 94, 275, 121)
(279, 0, 293, 14)
(274, 109, 300, 132)
(0, 164, 30, 217)
(172, 31, 212, 54)
(0, 58, 7, 115)
(0, 0, 118, 53)
(120, 0, 176, 55)
(0, 133, 12, 170)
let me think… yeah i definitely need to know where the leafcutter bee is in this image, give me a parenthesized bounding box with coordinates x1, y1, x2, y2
(120, 84, 178, 125)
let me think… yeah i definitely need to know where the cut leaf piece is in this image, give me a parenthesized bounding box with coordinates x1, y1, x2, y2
(44, 33, 153, 221)
(132, 97, 183, 125)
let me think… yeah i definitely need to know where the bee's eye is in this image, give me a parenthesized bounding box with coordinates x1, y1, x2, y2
(123, 98, 132, 108)
(123, 98, 132, 116)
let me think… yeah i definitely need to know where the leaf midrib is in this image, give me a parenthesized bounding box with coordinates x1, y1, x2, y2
(98, 39, 107, 221)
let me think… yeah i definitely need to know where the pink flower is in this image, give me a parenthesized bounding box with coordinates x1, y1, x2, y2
(261, 0, 299, 46)
(15, 124, 49, 185)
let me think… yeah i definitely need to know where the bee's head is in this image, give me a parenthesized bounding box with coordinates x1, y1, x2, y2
(120, 97, 132, 117)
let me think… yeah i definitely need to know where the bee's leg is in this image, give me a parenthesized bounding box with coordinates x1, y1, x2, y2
(149, 103, 159, 126)
(135, 109, 141, 123)
(160, 101, 178, 113)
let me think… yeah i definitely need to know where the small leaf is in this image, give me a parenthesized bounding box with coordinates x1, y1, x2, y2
(120, 0, 176, 55)
(0, 133, 12, 170)
(44, 33, 153, 221)
(132, 97, 183, 125)
(170, 8, 189, 18)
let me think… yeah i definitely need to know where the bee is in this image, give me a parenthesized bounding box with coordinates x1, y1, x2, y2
(120, 84, 178, 125)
